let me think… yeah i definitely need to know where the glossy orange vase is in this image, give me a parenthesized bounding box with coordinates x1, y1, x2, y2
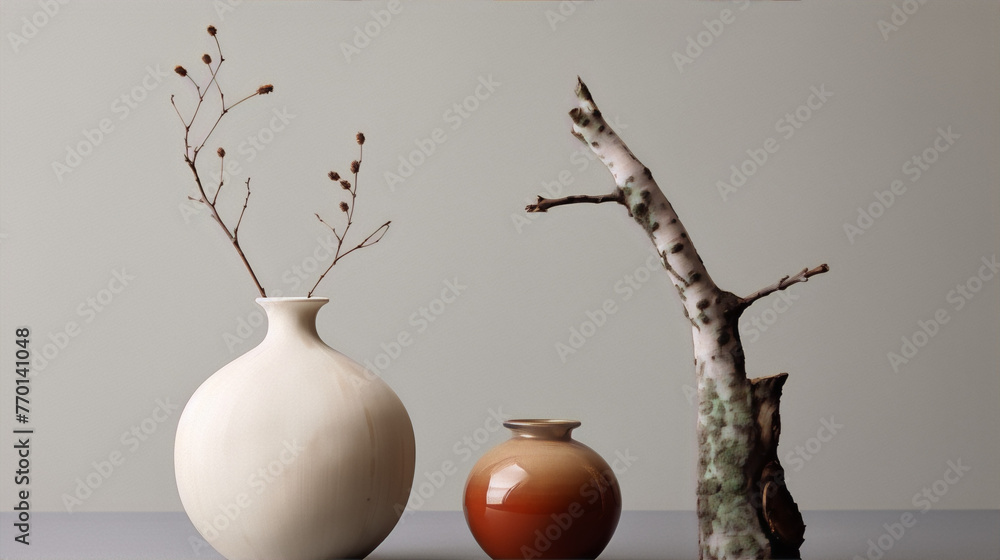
(463, 420, 622, 560)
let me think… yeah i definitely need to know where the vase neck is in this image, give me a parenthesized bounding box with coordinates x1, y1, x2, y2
(504, 419, 581, 441)
(256, 297, 328, 343)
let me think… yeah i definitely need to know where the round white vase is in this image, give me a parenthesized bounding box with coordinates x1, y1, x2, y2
(174, 297, 415, 560)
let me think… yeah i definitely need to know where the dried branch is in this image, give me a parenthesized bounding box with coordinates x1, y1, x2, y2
(308, 133, 391, 298)
(172, 25, 273, 298)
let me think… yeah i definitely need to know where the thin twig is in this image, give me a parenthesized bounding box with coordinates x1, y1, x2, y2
(341, 221, 391, 256)
(526, 190, 625, 213)
(738, 264, 831, 311)
(315, 214, 340, 241)
(185, 73, 207, 135)
(340, 220, 390, 259)
(212, 153, 225, 205)
(170, 95, 185, 129)
(233, 178, 251, 240)
(210, 34, 225, 102)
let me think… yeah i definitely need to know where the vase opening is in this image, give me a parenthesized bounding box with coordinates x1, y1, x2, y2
(255, 297, 330, 343)
(503, 419, 581, 441)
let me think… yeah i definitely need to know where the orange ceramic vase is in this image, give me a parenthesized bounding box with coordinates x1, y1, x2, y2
(463, 420, 622, 560)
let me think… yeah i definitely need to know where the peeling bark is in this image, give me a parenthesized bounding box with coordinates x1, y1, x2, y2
(527, 79, 825, 559)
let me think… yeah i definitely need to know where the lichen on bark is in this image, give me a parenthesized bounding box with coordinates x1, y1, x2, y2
(528, 78, 825, 559)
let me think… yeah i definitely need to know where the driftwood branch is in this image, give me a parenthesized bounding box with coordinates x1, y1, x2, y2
(528, 78, 822, 559)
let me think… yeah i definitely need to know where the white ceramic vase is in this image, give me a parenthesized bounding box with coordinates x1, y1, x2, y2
(174, 297, 415, 560)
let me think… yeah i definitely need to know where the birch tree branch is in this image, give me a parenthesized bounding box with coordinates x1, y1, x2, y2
(528, 78, 819, 559)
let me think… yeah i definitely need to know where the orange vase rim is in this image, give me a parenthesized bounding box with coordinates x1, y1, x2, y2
(502, 419, 582, 440)
(503, 419, 582, 429)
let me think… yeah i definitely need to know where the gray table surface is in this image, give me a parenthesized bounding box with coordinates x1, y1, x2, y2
(1, 510, 997, 559)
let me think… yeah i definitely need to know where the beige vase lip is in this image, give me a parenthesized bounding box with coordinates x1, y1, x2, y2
(255, 296, 330, 303)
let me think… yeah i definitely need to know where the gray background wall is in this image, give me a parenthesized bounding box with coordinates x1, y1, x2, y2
(1, 0, 997, 515)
